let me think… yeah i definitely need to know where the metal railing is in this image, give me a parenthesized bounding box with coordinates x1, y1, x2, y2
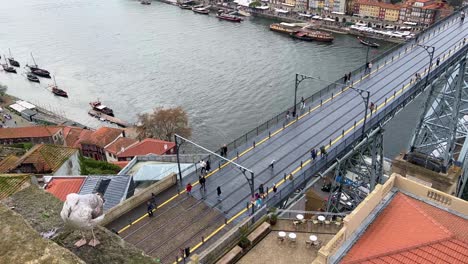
(207, 7, 467, 162)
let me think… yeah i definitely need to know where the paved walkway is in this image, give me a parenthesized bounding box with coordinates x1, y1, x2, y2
(108, 12, 468, 263)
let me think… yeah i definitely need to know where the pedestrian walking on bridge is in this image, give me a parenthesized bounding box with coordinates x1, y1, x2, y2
(320, 145, 327, 157)
(461, 11, 465, 23)
(217, 186, 222, 201)
(300, 97, 306, 110)
(221, 144, 228, 157)
(436, 57, 440, 66)
(147, 201, 154, 217)
(347, 72, 352, 83)
(311, 149, 317, 161)
(269, 159, 275, 169)
(186, 183, 192, 196)
(259, 183, 265, 195)
(199, 175, 206, 191)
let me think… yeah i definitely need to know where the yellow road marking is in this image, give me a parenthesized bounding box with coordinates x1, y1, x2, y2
(123, 35, 455, 239)
(172, 39, 466, 263)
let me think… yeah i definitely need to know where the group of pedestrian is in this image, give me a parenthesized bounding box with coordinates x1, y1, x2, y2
(309, 145, 326, 163)
(147, 193, 158, 217)
(414, 72, 421, 82)
(220, 144, 228, 157)
(199, 159, 211, 175)
(343, 72, 352, 84)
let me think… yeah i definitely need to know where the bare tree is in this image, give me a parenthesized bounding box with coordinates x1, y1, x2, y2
(137, 107, 192, 141)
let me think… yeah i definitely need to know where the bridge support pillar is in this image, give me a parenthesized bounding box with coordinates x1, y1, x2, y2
(326, 128, 384, 213)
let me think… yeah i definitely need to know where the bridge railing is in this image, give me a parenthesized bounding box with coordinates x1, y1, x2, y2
(214, 7, 467, 161)
(263, 41, 468, 211)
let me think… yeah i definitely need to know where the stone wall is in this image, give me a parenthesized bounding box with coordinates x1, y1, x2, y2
(101, 173, 177, 226)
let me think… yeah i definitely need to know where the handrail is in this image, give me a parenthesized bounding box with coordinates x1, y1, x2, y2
(210, 7, 467, 159)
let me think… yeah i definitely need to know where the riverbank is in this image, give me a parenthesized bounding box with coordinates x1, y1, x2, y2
(0, 92, 86, 128)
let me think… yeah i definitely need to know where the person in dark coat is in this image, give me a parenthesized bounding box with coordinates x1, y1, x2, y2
(199, 175, 206, 191)
(311, 149, 317, 161)
(147, 201, 154, 217)
(206, 160, 211, 172)
(217, 186, 222, 201)
(259, 184, 264, 195)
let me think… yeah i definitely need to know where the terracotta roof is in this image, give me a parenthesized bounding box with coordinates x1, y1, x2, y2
(0, 126, 62, 139)
(105, 137, 138, 155)
(111, 161, 130, 169)
(62, 126, 93, 148)
(79, 127, 123, 148)
(0, 155, 20, 173)
(0, 174, 31, 199)
(11, 144, 78, 174)
(45, 177, 85, 201)
(342, 192, 468, 264)
(117, 138, 175, 158)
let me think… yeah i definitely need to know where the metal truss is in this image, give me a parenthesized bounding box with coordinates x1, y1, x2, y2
(326, 129, 384, 213)
(409, 56, 468, 173)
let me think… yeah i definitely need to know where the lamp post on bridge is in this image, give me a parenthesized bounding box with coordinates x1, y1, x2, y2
(293, 73, 316, 117)
(298, 75, 371, 139)
(416, 44, 435, 90)
(174, 134, 256, 216)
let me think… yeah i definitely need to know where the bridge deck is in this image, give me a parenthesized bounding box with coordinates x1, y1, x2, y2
(107, 14, 468, 263)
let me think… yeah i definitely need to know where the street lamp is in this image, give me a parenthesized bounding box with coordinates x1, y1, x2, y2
(174, 134, 256, 215)
(416, 44, 435, 90)
(295, 75, 371, 139)
(293, 73, 316, 117)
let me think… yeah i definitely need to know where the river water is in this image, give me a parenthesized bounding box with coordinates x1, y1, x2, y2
(0, 0, 422, 157)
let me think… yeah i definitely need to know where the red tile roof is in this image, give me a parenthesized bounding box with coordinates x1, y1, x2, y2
(105, 137, 138, 155)
(45, 177, 85, 201)
(0, 126, 62, 139)
(79, 127, 123, 148)
(111, 161, 130, 169)
(117, 138, 175, 158)
(62, 126, 93, 148)
(342, 192, 468, 264)
(8, 144, 79, 174)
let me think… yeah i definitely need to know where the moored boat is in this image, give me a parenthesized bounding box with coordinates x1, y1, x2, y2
(290, 30, 334, 42)
(2, 56, 16, 73)
(52, 87, 68, 97)
(2, 64, 17, 73)
(192, 7, 210, 14)
(90, 100, 114, 116)
(179, 4, 192, 9)
(269, 22, 302, 34)
(26, 73, 40, 83)
(27, 53, 51, 78)
(50, 77, 68, 98)
(216, 12, 242, 22)
(357, 37, 380, 48)
(290, 31, 314, 41)
(7, 49, 20, 67)
(140, 0, 151, 5)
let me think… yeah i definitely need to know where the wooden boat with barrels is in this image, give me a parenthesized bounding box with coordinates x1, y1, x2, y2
(269, 22, 302, 34)
(290, 30, 334, 42)
(216, 12, 242, 22)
